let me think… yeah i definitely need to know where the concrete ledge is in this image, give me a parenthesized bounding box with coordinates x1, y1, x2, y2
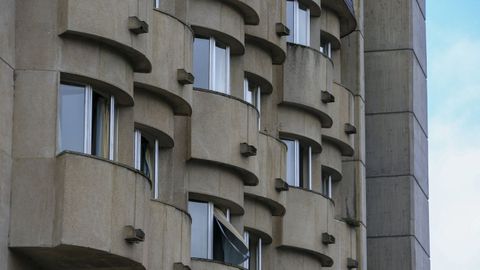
(191, 258, 244, 270)
(278, 106, 323, 153)
(222, 0, 260, 25)
(243, 198, 273, 243)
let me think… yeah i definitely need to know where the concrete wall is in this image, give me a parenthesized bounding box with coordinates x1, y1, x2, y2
(364, 0, 430, 269)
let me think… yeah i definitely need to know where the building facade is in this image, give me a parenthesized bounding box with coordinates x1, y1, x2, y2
(0, 0, 428, 270)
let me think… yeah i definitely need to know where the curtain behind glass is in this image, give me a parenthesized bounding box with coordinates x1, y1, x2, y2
(92, 93, 110, 158)
(59, 84, 86, 152)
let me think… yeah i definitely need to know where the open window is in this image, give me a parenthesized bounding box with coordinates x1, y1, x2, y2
(58, 82, 116, 160)
(134, 129, 160, 198)
(189, 201, 249, 265)
(243, 232, 262, 270)
(286, 0, 310, 46)
(244, 78, 261, 129)
(282, 138, 312, 189)
(193, 36, 230, 94)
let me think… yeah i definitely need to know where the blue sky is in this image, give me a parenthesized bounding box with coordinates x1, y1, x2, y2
(427, 0, 480, 268)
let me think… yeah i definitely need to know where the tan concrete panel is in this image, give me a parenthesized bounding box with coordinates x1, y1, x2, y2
(278, 188, 334, 261)
(323, 83, 355, 156)
(146, 201, 191, 270)
(334, 160, 365, 222)
(134, 90, 175, 146)
(0, 152, 11, 270)
(244, 198, 273, 243)
(244, 43, 273, 93)
(187, 162, 245, 214)
(58, 0, 150, 72)
(61, 39, 134, 105)
(191, 258, 241, 270)
(187, 0, 245, 54)
(190, 91, 259, 185)
(0, 62, 13, 155)
(15, 0, 60, 70)
(245, 0, 287, 64)
(274, 248, 324, 270)
(282, 45, 333, 127)
(278, 106, 323, 153)
(134, 10, 193, 115)
(0, 0, 14, 66)
(321, 0, 356, 37)
(12, 70, 58, 159)
(244, 133, 286, 215)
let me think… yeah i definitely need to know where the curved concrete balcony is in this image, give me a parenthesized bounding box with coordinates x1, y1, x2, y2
(187, 161, 246, 215)
(278, 106, 323, 153)
(244, 133, 286, 216)
(245, 0, 287, 64)
(58, 0, 151, 72)
(134, 90, 176, 147)
(134, 10, 193, 116)
(321, 0, 357, 37)
(244, 198, 273, 244)
(145, 201, 191, 270)
(188, 0, 246, 54)
(191, 258, 243, 270)
(190, 90, 259, 186)
(60, 40, 135, 106)
(282, 44, 333, 128)
(328, 219, 358, 270)
(321, 141, 343, 181)
(322, 83, 355, 156)
(320, 8, 341, 49)
(244, 43, 274, 93)
(277, 187, 335, 267)
(9, 152, 151, 269)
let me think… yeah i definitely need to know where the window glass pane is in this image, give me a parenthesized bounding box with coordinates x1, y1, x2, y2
(91, 92, 110, 158)
(59, 84, 85, 152)
(298, 4, 309, 45)
(189, 201, 210, 259)
(193, 37, 210, 89)
(214, 42, 228, 93)
(286, 0, 294, 43)
(283, 139, 297, 186)
(244, 79, 253, 104)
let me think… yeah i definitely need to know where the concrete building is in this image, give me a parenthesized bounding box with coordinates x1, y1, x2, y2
(0, 0, 428, 269)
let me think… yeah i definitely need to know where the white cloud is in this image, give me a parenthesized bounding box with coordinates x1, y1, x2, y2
(429, 37, 480, 269)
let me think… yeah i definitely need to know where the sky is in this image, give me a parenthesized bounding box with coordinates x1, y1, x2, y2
(427, 0, 480, 268)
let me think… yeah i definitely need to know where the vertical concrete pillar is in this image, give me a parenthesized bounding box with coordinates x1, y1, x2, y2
(364, 0, 430, 269)
(0, 0, 15, 269)
(341, 0, 366, 269)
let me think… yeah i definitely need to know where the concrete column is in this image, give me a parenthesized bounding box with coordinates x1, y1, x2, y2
(364, 0, 430, 269)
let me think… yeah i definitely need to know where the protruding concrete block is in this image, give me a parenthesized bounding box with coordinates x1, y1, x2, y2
(128, 16, 149, 34)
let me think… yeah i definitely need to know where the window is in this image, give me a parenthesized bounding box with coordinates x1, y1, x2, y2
(320, 40, 332, 58)
(193, 37, 230, 94)
(243, 232, 262, 270)
(322, 174, 332, 198)
(58, 83, 116, 160)
(134, 129, 160, 198)
(189, 201, 249, 265)
(154, 0, 160, 8)
(282, 139, 312, 189)
(286, 0, 310, 46)
(244, 79, 261, 129)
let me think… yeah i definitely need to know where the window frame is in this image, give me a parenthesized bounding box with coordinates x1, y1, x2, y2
(193, 36, 231, 94)
(322, 174, 332, 198)
(134, 129, 160, 199)
(243, 78, 262, 130)
(154, 0, 160, 9)
(58, 82, 116, 160)
(320, 40, 332, 58)
(282, 138, 312, 189)
(286, 0, 311, 46)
